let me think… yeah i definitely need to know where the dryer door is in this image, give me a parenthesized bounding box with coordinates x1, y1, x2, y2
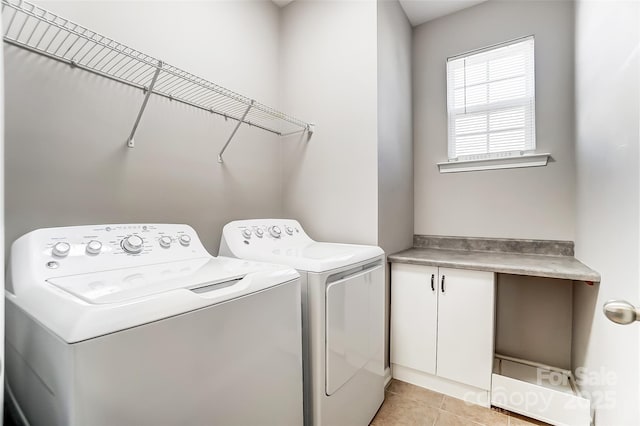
(325, 262, 383, 395)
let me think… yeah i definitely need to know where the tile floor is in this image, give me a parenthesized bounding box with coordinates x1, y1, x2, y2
(370, 379, 549, 426)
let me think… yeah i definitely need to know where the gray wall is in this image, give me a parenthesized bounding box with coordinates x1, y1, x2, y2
(412, 0, 576, 370)
(5, 1, 282, 255)
(1, 5, 5, 402)
(413, 0, 576, 241)
(377, 0, 413, 259)
(572, 1, 640, 424)
(377, 0, 413, 368)
(279, 0, 379, 246)
(496, 275, 573, 369)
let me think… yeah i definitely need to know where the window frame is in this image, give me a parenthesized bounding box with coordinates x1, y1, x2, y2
(440, 36, 549, 173)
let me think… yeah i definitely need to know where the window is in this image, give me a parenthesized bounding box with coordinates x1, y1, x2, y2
(445, 37, 537, 166)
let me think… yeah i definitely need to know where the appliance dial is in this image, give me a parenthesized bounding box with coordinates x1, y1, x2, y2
(179, 234, 191, 246)
(52, 242, 71, 257)
(122, 235, 144, 254)
(269, 226, 282, 238)
(255, 228, 264, 238)
(285, 226, 294, 235)
(159, 236, 172, 248)
(242, 229, 252, 239)
(85, 240, 102, 255)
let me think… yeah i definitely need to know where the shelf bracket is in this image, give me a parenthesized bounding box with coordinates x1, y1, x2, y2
(217, 100, 254, 163)
(127, 60, 163, 148)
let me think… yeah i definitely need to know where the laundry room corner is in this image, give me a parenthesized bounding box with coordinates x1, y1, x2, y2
(4, 0, 285, 257)
(2, 1, 640, 425)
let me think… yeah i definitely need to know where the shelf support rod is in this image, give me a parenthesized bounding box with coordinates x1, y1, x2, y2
(218, 100, 254, 163)
(280, 123, 315, 138)
(127, 60, 163, 148)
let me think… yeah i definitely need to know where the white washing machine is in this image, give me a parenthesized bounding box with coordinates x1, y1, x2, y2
(5, 223, 303, 426)
(220, 219, 385, 426)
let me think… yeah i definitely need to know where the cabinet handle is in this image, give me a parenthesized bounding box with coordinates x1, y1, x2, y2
(430, 274, 435, 291)
(441, 275, 445, 293)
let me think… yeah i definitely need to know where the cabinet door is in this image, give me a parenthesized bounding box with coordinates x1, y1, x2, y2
(390, 263, 438, 375)
(436, 268, 495, 390)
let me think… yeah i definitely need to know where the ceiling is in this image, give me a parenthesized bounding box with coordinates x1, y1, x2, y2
(398, 0, 487, 26)
(270, 0, 487, 27)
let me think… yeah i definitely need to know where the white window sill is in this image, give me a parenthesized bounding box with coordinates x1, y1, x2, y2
(437, 153, 551, 173)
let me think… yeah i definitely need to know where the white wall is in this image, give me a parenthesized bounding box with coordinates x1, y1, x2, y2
(5, 0, 282, 254)
(280, 0, 379, 245)
(377, 0, 413, 367)
(572, 1, 640, 424)
(413, 0, 576, 241)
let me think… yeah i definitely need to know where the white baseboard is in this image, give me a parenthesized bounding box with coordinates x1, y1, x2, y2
(392, 364, 490, 407)
(384, 367, 392, 388)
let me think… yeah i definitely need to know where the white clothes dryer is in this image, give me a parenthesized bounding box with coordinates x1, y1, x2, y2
(5, 224, 303, 426)
(220, 219, 385, 426)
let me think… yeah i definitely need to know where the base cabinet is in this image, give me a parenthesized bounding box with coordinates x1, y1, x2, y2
(391, 263, 495, 393)
(390, 264, 438, 375)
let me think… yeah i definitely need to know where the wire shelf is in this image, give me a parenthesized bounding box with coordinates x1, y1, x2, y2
(2, 0, 312, 158)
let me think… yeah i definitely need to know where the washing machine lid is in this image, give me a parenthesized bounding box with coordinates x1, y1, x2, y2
(266, 242, 384, 272)
(48, 257, 245, 304)
(10, 256, 300, 343)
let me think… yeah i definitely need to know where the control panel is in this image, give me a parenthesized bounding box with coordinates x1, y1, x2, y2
(220, 219, 315, 258)
(226, 220, 308, 244)
(15, 224, 210, 279)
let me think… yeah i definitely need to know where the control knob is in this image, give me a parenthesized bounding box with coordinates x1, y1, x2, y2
(269, 226, 282, 238)
(285, 226, 294, 235)
(85, 240, 102, 255)
(159, 236, 172, 248)
(122, 235, 144, 254)
(255, 228, 264, 238)
(242, 229, 252, 239)
(52, 242, 71, 257)
(179, 234, 191, 246)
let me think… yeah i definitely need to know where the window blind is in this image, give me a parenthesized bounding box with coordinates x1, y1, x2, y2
(446, 37, 536, 161)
